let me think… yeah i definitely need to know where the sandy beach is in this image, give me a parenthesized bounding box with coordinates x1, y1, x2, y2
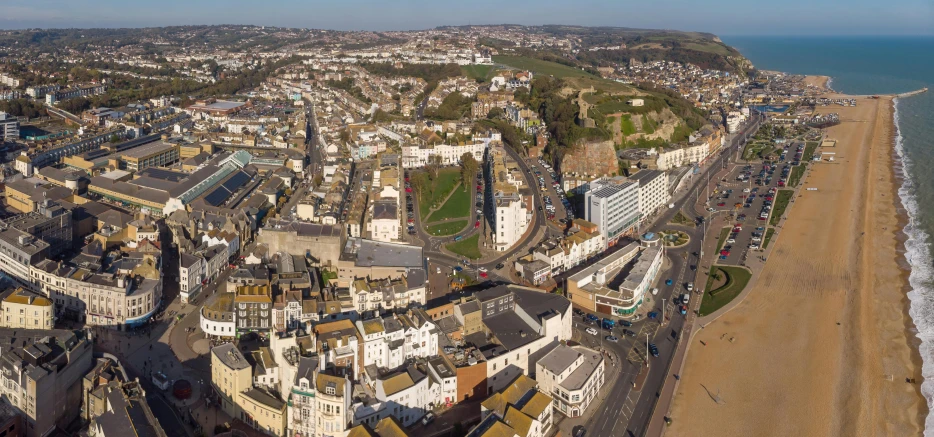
(667, 96, 926, 436)
(804, 74, 831, 90)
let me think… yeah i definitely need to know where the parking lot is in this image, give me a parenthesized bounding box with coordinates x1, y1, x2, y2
(705, 155, 798, 265)
(529, 159, 574, 227)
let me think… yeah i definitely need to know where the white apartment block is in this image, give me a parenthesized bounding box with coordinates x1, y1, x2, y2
(654, 143, 709, 170)
(493, 194, 528, 252)
(0, 111, 19, 142)
(532, 230, 604, 275)
(630, 170, 670, 221)
(583, 177, 641, 245)
(401, 140, 488, 168)
(355, 311, 439, 370)
(535, 344, 605, 418)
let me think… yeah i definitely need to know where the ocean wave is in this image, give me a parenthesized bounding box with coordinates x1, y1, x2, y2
(826, 76, 834, 92)
(894, 97, 934, 436)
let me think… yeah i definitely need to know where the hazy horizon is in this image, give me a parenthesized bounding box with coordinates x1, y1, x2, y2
(2, 0, 932, 36)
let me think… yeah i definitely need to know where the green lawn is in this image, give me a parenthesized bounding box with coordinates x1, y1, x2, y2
(716, 226, 730, 251)
(493, 55, 598, 79)
(461, 64, 495, 82)
(769, 190, 794, 226)
(763, 227, 776, 249)
(620, 114, 636, 136)
(787, 165, 806, 188)
(699, 266, 753, 316)
(418, 169, 461, 220)
(669, 211, 694, 227)
(427, 183, 471, 222)
(803, 141, 819, 162)
(426, 220, 469, 236)
(446, 234, 482, 259)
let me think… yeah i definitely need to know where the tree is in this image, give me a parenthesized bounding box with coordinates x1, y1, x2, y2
(410, 171, 430, 200)
(339, 127, 351, 144)
(425, 155, 443, 181)
(486, 107, 504, 119)
(460, 152, 479, 186)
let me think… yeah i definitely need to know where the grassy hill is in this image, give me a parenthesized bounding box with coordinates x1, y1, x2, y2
(493, 55, 633, 93)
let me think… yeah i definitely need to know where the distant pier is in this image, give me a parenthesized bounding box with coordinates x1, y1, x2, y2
(896, 88, 928, 98)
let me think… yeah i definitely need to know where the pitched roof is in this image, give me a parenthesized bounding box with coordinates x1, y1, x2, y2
(380, 372, 415, 397)
(316, 373, 346, 397)
(503, 407, 534, 437)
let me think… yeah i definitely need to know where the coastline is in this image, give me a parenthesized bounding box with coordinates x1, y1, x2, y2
(666, 94, 925, 436)
(804, 74, 831, 90)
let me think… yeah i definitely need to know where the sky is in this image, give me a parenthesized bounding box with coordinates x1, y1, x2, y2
(1, 0, 932, 36)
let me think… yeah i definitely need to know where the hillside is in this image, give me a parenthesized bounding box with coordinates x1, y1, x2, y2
(480, 25, 752, 75)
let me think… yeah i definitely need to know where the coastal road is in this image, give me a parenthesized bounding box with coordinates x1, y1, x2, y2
(577, 114, 763, 437)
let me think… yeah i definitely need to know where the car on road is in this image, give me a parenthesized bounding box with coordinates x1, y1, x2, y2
(585, 327, 598, 336)
(622, 329, 636, 337)
(717, 202, 726, 207)
(422, 413, 435, 426)
(665, 278, 673, 286)
(475, 220, 480, 228)
(605, 336, 619, 342)
(586, 314, 599, 322)
(495, 262, 505, 270)
(478, 267, 487, 273)
(619, 319, 632, 327)
(649, 343, 659, 357)
(453, 266, 463, 272)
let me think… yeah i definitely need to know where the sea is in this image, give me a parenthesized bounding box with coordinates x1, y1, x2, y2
(724, 36, 934, 433)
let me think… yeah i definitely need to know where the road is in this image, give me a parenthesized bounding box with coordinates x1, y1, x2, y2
(411, 142, 549, 282)
(566, 114, 764, 437)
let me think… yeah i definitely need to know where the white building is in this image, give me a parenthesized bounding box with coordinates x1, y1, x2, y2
(0, 111, 19, 142)
(489, 147, 530, 252)
(535, 344, 605, 418)
(367, 200, 399, 243)
(654, 143, 709, 170)
(355, 365, 432, 428)
(401, 140, 489, 168)
(469, 286, 573, 395)
(630, 170, 669, 221)
(179, 253, 205, 303)
(583, 177, 641, 245)
(356, 310, 439, 371)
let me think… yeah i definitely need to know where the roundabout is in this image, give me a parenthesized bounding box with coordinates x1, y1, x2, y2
(659, 229, 691, 247)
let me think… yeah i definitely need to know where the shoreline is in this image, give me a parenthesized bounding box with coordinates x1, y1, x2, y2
(891, 112, 928, 429)
(804, 74, 831, 90)
(667, 93, 925, 436)
(892, 95, 931, 432)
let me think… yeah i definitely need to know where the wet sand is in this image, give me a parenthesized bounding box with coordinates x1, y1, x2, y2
(667, 96, 925, 436)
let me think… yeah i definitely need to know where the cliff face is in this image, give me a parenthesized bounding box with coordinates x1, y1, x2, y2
(559, 140, 617, 178)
